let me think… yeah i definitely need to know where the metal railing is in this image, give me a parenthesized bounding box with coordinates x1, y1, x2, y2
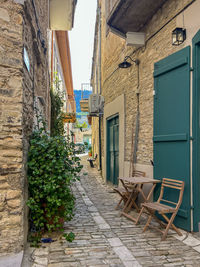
(81, 83, 92, 99)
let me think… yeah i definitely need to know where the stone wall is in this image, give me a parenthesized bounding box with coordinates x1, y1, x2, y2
(0, 0, 50, 255)
(0, 0, 24, 254)
(92, 0, 195, 179)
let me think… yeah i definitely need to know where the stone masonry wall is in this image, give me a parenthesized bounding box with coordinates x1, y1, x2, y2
(98, 0, 194, 169)
(0, 0, 50, 255)
(0, 0, 24, 254)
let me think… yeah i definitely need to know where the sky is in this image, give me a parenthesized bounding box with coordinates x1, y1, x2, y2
(69, 0, 97, 91)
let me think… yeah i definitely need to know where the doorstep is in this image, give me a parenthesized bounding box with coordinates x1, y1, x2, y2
(0, 251, 23, 267)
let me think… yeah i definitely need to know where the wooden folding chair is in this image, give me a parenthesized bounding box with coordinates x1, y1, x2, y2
(114, 170, 146, 211)
(142, 178, 184, 241)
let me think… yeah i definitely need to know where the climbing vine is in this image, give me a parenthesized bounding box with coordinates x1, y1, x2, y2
(50, 73, 65, 137)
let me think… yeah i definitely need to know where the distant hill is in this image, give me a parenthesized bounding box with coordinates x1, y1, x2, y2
(74, 90, 92, 113)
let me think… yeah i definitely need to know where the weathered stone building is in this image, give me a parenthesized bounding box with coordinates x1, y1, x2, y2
(0, 0, 49, 256)
(0, 0, 76, 260)
(91, 0, 200, 232)
(50, 30, 76, 136)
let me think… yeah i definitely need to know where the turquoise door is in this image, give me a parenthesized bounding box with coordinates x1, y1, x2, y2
(107, 116, 119, 185)
(192, 30, 200, 231)
(153, 46, 191, 231)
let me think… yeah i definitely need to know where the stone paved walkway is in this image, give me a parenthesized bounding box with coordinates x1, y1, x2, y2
(22, 157, 200, 267)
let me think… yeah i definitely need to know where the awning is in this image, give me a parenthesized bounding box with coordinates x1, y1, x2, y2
(55, 31, 75, 112)
(50, 0, 77, 30)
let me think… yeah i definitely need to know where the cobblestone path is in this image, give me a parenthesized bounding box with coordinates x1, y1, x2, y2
(23, 157, 200, 267)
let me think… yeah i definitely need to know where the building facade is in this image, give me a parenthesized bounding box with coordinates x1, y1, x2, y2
(0, 0, 50, 255)
(50, 30, 76, 136)
(0, 0, 76, 257)
(91, 0, 200, 232)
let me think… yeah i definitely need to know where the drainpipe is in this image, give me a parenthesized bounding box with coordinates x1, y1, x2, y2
(98, 2, 102, 171)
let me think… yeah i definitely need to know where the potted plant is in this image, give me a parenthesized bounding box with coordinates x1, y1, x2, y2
(88, 146, 92, 157)
(87, 115, 92, 125)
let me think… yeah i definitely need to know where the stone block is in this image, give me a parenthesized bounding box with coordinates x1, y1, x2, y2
(0, 8, 10, 22)
(0, 138, 22, 150)
(1, 149, 22, 158)
(0, 54, 22, 69)
(34, 256, 48, 266)
(8, 76, 22, 89)
(6, 190, 21, 200)
(0, 202, 5, 212)
(0, 182, 10, 189)
(7, 198, 21, 208)
(8, 215, 22, 226)
(14, 14, 23, 25)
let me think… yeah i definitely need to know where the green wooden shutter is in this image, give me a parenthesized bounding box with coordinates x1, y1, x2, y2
(153, 46, 191, 231)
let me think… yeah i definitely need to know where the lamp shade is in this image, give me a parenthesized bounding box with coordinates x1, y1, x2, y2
(118, 61, 132, 68)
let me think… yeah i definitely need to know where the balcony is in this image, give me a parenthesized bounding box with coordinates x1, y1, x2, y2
(63, 99, 76, 123)
(107, 0, 167, 38)
(63, 112, 76, 123)
(80, 99, 89, 112)
(50, 0, 77, 30)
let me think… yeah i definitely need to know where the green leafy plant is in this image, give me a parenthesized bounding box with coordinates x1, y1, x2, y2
(50, 72, 65, 137)
(27, 117, 83, 245)
(28, 232, 41, 247)
(63, 232, 75, 242)
(74, 121, 88, 129)
(50, 89, 65, 137)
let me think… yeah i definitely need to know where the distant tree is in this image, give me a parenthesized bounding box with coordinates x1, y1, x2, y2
(74, 121, 88, 130)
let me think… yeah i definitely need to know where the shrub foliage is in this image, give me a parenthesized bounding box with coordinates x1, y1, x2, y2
(27, 128, 82, 239)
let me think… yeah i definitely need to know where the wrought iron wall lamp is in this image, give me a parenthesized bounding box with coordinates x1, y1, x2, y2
(118, 56, 140, 69)
(172, 27, 186, 46)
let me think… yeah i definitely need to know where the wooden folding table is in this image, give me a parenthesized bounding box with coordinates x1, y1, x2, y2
(120, 177, 161, 224)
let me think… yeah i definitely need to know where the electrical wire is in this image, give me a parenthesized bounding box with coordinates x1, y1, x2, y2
(128, 0, 196, 59)
(31, 0, 47, 55)
(102, 0, 196, 87)
(102, 66, 119, 88)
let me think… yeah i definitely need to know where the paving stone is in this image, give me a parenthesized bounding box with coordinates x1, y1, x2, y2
(88, 206, 98, 212)
(193, 245, 200, 253)
(32, 264, 46, 267)
(108, 237, 123, 247)
(113, 246, 136, 261)
(33, 247, 49, 257)
(33, 256, 48, 265)
(48, 263, 79, 267)
(183, 234, 200, 246)
(23, 157, 200, 267)
(123, 261, 142, 267)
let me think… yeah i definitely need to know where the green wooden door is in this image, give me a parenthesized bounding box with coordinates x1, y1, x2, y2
(154, 46, 191, 231)
(192, 30, 200, 232)
(107, 116, 119, 185)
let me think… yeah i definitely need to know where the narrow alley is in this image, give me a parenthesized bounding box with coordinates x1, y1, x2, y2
(3, 1, 200, 266)
(22, 157, 200, 267)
